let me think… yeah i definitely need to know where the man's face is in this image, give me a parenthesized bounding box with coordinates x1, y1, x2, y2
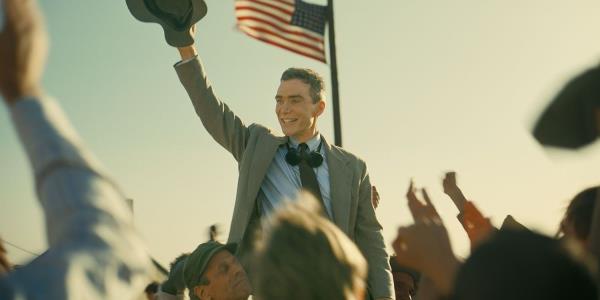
(392, 271, 415, 300)
(194, 250, 252, 300)
(275, 79, 324, 142)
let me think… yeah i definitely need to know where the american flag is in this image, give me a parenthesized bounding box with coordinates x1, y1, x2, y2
(235, 0, 328, 63)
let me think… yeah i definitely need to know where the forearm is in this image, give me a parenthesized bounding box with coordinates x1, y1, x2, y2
(11, 96, 104, 191)
(10, 96, 137, 244)
(446, 189, 467, 213)
(174, 55, 249, 161)
(8, 96, 151, 297)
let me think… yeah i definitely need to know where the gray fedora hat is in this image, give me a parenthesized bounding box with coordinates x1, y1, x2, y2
(126, 0, 207, 47)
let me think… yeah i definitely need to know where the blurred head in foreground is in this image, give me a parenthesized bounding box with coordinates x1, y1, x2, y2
(253, 193, 367, 300)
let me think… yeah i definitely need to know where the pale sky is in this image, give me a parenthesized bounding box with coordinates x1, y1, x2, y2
(2, 0, 600, 267)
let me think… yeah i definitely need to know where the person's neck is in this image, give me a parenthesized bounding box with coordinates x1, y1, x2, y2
(291, 130, 319, 144)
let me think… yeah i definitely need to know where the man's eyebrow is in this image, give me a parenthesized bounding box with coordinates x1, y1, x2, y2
(275, 94, 304, 99)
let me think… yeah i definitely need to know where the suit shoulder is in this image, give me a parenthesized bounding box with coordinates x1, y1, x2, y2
(328, 144, 367, 168)
(248, 123, 281, 137)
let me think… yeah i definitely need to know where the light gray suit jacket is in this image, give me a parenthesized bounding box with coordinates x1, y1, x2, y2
(175, 57, 393, 299)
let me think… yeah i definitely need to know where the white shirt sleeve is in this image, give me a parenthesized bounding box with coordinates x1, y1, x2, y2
(174, 55, 198, 67)
(0, 97, 152, 299)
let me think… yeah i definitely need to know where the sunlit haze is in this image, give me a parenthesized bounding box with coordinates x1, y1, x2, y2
(2, 0, 600, 266)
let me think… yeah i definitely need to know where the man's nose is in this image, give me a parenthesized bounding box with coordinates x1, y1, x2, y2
(280, 102, 291, 113)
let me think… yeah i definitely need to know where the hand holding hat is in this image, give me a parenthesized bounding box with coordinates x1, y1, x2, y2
(126, 0, 207, 47)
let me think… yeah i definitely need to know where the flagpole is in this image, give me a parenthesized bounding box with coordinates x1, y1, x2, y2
(327, 0, 342, 147)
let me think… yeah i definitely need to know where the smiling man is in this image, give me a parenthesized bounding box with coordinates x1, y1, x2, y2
(168, 33, 393, 300)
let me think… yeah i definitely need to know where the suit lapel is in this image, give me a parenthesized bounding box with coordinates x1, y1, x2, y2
(247, 133, 287, 205)
(324, 138, 352, 234)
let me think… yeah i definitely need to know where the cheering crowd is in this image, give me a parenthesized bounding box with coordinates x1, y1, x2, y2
(1, 0, 599, 299)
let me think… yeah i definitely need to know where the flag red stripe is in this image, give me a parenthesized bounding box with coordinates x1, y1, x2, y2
(240, 0, 294, 15)
(240, 30, 326, 63)
(235, 5, 291, 25)
(245, 0, 295, 8)
(268, 0, 295, 7)
(241, 25, 324, 53)
(237, 16, 323, 43)
(235, 0, 326, 64)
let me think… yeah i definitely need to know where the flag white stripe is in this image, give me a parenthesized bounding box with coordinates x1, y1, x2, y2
(237, 19, 324, 45)
(237, 0, 294, 13)
(235, 2, 292, 22)
(235, 10, 324, 40)
(238, 25, 325, 60)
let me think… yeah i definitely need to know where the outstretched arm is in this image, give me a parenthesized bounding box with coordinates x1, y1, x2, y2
(0, 0, 151, 297)
(442, 172, 467, 213)
(394, 184, 460, 295)
(173, 28, 251, 161)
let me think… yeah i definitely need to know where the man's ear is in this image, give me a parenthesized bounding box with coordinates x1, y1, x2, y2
(194, 285, 207, 300)
(314, 100, 326, 117)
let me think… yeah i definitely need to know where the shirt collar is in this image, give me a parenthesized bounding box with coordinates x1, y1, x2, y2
(288, 133, 321, 151)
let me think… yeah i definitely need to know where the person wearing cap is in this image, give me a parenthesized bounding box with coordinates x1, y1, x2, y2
(182, 241, 252, 300)
(125, 1, 393, 299)
(155, 253, 189, 300)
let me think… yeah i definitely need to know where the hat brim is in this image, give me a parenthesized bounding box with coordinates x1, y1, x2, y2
(197, 243, 238, 279)
(533, 66, 600, 149)
(126, 0, 207, 47)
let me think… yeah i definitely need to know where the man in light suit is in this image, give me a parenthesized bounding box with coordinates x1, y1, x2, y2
(170, 39, 393, 299)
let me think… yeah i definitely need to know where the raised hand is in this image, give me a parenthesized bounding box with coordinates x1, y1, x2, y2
(406, 180, 440, 224)
(392, 221, 459, 295)
(372, 186, 380, 209)
(0, 0, 47, 105)
(442, 171, 467, 213)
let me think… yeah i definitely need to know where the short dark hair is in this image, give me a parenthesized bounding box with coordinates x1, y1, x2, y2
(144, 282, 159, 294)
(564, 187, 598, 240)
(280, 68, 325, 103)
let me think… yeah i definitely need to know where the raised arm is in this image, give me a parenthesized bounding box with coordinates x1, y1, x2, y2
(395, 182, 460, 296)
(174, 35, 251, 162)
(442, 172, 494, 249)
(0, 0, 151, 297)
(442, 172, 468, 213)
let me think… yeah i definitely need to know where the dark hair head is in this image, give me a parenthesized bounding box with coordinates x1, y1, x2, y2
(564, 187, 598, 240)
(144, 282, 159, 294)
(280, 68, 325, 103)
(453, 230, 597, 300)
